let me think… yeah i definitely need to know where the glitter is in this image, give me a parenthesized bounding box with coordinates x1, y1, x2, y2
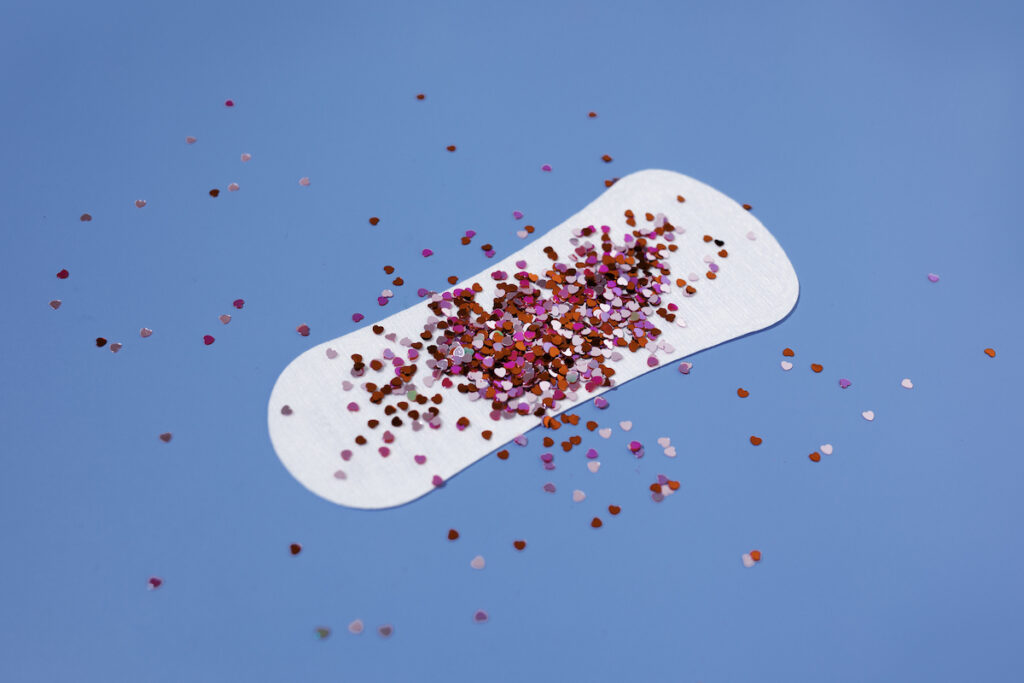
(470, 555, 485, 570)
(233, 299, 245, 309)
(678, 361, 692, 374)
(781, 361, 793, 371)
(513, 540, 526, 550)
(348, 619, 364, 634)
(809, 452, 821, 462)
(147, 576, 163, 589)
(352, 313, 364, 322)
(901, 378, 913, 389)
(298, 177, 311, 186)
(314, 627, 330, 640)
(984, 348, 996, 358)
(290, 543, 302, 555)
(820, 444, 833, 455)
(572, 489, 585, 502)
(296, 324, 310, 337)
(541, 164, 552, 172)
(203, 335, 215, 345)
(431, 474, 444, 487)
(862, 410, 875, 421)
(811, 363, 823, 373)
(737, 388, 749, 398)
(590, 517, 603, 528)
(839, 378, 851, 389)
(473, 610, 489, 623)
(49, 300, 61, 310)
(224, 99, 234, 107)
(421, 248, 433, 257)
(158, 433, 172, 443)
(56, 269, 69, 279)
(135, 199, 146, 208)
(749, 436, 762, 446)
(927, 273, 940, 283)
(594, 397, 609, 409)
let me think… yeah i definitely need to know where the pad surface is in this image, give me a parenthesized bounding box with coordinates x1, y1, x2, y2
(268, 169, 799, 508)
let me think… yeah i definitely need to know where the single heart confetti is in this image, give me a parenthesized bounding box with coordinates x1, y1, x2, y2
(619, 420, 633, 431)
(224, 99, 234, 107)
(927, 273, 940, 282)
(314, 627, 330, 640)
(135, 199, 146, 208)
(348, 619, 364, 634)
(590, 517, 603, 528)
(586, 461, 600, 473)
(750, 550, 762, 562)
(158, 433, 172, 443)
(414, 455, 426, 465)
(901, 378, 913, 389)
(227, 182, 239, 192)
(298, 177, 311, 186)
(513, 540, 526, 551)
(678, 361, 692, 374)
(280, 405, 293, 416)
(233, 299, 245, 309)
(839, 378, 852, 389)
(79, 213, 92, 221)
(109, 343, 122, 353)
(664, 446, 677, 457)
(240, 152, 252, 162)
(572, 489, 586, 503)
(862, 410, 875, 421)
(185, 136, 196, 144)
(470, 555, 485, 570)
(447, 528, 459, 541)
(657, 437, 671, 448)
(598, 428, 612, 439)
(809, 451, 821, 462)
(147, 576, 163, 590)
(811, 363, 823, 373)
(782, 347, 795, 357)
(984, 348, 996, 358)
(749, 435, 763, 446)
(781, 361, 793, 371)
(741, 553, 755, 568)
(296, 324, 310, 336)
(737, 388, 749, 398)
(377, 625, 393, 638)
(542, 482, 556, 493)
(608, 505, 621, 515)
(820, 444, 833, 455)
(140, 327, 153, 337)
(56, 269, 69, 279)
(219, 314, 231, 324)
(203, 335, 215, 345)
(49, 300, 61, 310)
(473, 610, 489, 623)
(289, 543, 302, 555)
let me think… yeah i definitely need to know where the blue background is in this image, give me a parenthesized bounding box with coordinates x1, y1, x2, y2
(1, 1, 1021, 681)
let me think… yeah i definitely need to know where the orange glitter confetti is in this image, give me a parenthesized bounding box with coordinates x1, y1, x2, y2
(513, 540, 526, 551)
(369, 217, 380, 226)
(809, 451, 821, 462)
(750, 436, 763, 446)
(810, 363, 823, 373)
(447, 529, 459, 540)
(782, 348, 795, 357)
(590, 517, 603, 528)
(608, 505, 621, 515)
(984, 348, 996, 358)
(750, 550, 762, 562)
(737, 388, 749, 398)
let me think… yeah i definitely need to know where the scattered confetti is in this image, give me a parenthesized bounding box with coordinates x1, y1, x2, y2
(542, 482, 556, 493)
(811, 363, 823, 373)
(431, 474, 444, 487)
(782, 348, 795, 357)
(901, 378, 913, 389)
(228, 182, 239, 192)
(219, 314, 231, 324)
(473, 610, 489, 623)
(741, 553, 756, 568)
(587, 461, 600, 473)
(608, 505, 621, 515)
(470, 555, 485, 570)
(737, 388, 749, 398)
(348, 619, 364, 634)
(289, 543, 302, 555)
(927, 273, 940, 283)
(513, 211, 523, 220)
(147, 576, 163, 590)
(619, 421, 633, 432)
(158, 433, 172, 443)
(750, 549, 762, 562)
(678, 361, 692, 374)
(862, 410, 875, 421)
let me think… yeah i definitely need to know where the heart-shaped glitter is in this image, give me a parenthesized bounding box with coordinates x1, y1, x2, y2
(927, 273, 940, 283)
(820, 444, 833, 455)
(513, 540, 526, 550)
(203, 335, 215, 345)
(233, 299, 245, 309)
(780, 361, 793, 371)
(737, 388, 749, 398)
(839, 378, 851, 389)
(741, 553, 755, 568)
(348, 619, 364, 634)
(241, 152, 252, 162)
(619, 421, 632, 431)
(473, 610, 489, 623)
(663, 446, 677, 457)
(298, 177, 311, 186)
(325, 348, 338, 359)
(377, 625, 393, 638)
(811, 363, 823, 373)
(678, 361, 692, 374)
(333, 470, 347, 480)
(340, 449, 352, 461)
(901, 378, 913, 389)
(586, 461, 600, 473)
(56, 269, 69, 279)
(414, 455, 426, 465)
(135, 199, 146, 208)
(447, 529, 459, 540)
(749, 436, 762, 446)
(862, 410, 875, 421)
(608, 505, 621, 515)
(219, 314, 231, 324)
(228, 183, 239, 192)
(984, 348, 996, 358)
(590, 517, 603, 528)
(289, 543, 302, 555)
(470, 555, 485, 570)
(49, 300, 62, 310)
(140, 327, 152, 337)
(159, 433, 172, 443)
(657, 437, 671, 448)
(542, 482, 556, 493)
(280, 405, 293, 415)
(109, 343, 122, 353)
(598, 428, 612, 439)
(572, 489, 586, 503)
(296, 324, 310, 336)
(593, 396, 609, 409)
(512, 210, 523, 219)
(147, 576, 163, 589)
